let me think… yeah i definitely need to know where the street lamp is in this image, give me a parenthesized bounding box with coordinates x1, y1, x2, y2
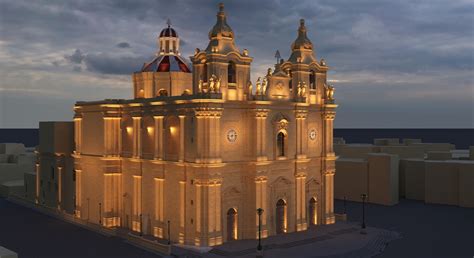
(99, 202, 102, 226)
(167, 220, 171, 245)
(256, 208, 264, 255)
(343, 196, 347, 214)
(360, 194, 367, 234)
(139, 214, 143, 236)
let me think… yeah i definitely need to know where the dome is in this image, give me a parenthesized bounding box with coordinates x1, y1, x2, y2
(160, 27, 177, 37)
(141, 55, 191, 73)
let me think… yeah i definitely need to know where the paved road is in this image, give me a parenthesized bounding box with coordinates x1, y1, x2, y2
(1, 197, 473, 258)
(0, 198, 161, 258)
(335, 198, 474, 258)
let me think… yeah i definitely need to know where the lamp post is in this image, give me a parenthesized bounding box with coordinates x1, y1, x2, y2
(256, 208, 264, 256)
(99, 202, 102, 226)
(167, 220, 171, 245)
(343, 196, 347, 214)
(87, 198, 90, 222)
(360, 194, 367, 234)
(139, 214, 143, 236)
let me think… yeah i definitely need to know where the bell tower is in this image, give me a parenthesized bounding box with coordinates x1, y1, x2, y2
(280, 19, 328, 104)
(190, 3, 253, 101)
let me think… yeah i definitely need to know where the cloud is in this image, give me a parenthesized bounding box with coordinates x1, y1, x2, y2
(0, 0, 473, 128)
(116, 42, 131, 48)
(84, 53, 147, 75)
(64, 49, 85, 64)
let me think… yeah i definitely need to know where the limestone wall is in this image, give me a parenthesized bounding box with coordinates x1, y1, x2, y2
(335, 153, 399, 206)
(400, 159, 425, 200)
(334, 158, 367, 202)
(367, 153, 399, 206)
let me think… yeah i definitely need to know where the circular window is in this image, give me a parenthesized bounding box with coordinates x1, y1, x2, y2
(309, 129, 317, 140)
(227, 129, 237, 143)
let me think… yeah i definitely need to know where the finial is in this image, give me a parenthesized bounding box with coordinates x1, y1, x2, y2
(166, 18, 171, 28)
(300, 19, 305, 26)
(219, 3, 224, 12)
(274, 50, 281, 64)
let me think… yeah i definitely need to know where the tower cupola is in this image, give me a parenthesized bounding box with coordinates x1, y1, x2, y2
(288, 19, 317, 64)
(158, 19, 180, 55)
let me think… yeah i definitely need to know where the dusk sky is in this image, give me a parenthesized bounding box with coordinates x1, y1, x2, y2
(0, 0, 473, 128)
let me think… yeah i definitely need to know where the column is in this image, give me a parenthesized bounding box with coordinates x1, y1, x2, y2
(255, 109, 269, 161)
(207, 180, 222, 246)
(295, 174, 307, 231)
(194, 108, 222, 163)
(153, 116, 164, 160)
(132, 175, 142, 232)
(255, 176, 268, 238)
(132, 117, 142, 158)
(74, 117, 82, 154)
(75, 170, 82, 217)
(295, 110, 307, 159)
(322, 110, 336, 224)
(179, 180, 186, 243)
(103, 173, 121, 227)
(153, 178, 165, 237)
(195, 182, 202, 245)
(179, 115, 185, 162)
(104, 117, 121, 156)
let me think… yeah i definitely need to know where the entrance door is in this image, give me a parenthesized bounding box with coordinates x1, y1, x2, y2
(276, 199, 287, 234)
(227, 208, 238, 241)
(309, 197, 317, 226)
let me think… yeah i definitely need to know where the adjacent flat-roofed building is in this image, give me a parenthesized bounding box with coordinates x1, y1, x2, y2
(36, 121, 75, 213)
(73, 3, 337, 247)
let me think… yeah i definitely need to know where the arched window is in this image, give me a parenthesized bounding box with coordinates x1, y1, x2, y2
(228, 61, 236, 84)
(277, 132, 286, 157)
(309, 70, 316, 89)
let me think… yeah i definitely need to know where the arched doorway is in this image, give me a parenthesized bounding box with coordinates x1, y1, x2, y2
(309, 197, 317, 226)
(275, 199, 287, 234)
(226, 208, 238, 241)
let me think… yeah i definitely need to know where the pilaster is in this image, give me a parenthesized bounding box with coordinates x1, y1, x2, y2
(295, 110, 308, 159)
(194, 107, 223, 163)
(153, 115, 164, 160)
(254, 109, 269, 161)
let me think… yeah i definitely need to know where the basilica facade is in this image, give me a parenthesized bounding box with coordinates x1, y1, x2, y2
(73, 3, 337, 247)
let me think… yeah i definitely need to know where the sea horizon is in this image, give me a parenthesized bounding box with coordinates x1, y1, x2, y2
(0, 128, 472, 149)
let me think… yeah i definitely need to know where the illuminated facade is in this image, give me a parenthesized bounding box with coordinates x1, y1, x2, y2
(73, 3, 337, 247)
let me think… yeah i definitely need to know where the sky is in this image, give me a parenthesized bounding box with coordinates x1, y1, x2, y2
(0, 0, 473, 128)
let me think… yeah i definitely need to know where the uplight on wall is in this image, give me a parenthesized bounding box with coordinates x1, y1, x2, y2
(169, 126, 177, 135)
(126, 127, 133, 134)
(147, 126, 154, 135)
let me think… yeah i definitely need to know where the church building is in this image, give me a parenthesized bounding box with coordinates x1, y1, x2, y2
(72, 3, 337, 247)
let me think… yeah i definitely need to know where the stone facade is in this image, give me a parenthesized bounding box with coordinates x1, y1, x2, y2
(73, 3, 337, 247)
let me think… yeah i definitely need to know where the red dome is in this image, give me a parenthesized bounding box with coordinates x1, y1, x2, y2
(141, 55, 191, 73)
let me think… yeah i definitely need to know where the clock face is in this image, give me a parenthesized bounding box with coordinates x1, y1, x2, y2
(227, 129, 237, 143)
(309, 129, 317, 140)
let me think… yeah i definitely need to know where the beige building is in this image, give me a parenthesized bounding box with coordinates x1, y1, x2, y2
(334, 137, 474, 208)
(35, 122, 75, 214)
(73, 3, 337, 247)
